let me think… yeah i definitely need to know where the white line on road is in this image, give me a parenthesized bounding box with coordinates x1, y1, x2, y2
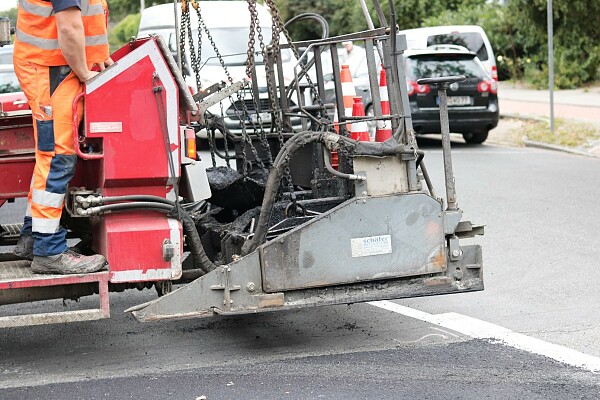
(368, 300, 600, 374)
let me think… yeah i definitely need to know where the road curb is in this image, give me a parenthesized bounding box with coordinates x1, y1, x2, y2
(498, 113, 600, 158)
(500, 113, 547, 123)
(522, 139, 600, 159)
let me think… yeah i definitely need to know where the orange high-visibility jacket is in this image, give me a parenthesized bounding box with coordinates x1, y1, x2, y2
(14, 0, 110, 66)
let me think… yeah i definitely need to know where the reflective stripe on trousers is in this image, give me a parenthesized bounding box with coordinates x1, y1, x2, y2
(14, 59, 84, 256)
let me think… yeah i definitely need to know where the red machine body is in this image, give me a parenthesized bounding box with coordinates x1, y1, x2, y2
(0, 93, 34, 206)
(80, 38, 184, 282)
(1, 37, 185, 283)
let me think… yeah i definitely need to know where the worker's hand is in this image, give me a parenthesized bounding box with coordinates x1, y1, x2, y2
(78, 70, 99, 82)
(98, 57, 114, 71)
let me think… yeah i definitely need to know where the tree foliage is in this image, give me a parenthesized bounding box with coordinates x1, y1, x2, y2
(280, 0, 599, 88)
(3, 1, 597, 87)
(106, 0, 172, 21)
(109, 13, 141, 52)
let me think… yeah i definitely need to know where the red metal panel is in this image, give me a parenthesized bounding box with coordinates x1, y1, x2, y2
(84, 57, 174, 188)
(94, 212, 181, 283)
(0, 112, 35, 200)
(80, 38, 183, 282)
(0, 92, 29, 113)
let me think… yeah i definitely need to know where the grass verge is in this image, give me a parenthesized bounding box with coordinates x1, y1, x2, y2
(517, 118, 600, 148)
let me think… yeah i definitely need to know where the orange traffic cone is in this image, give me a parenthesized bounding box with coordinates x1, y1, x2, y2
(340, 64, 355, 131)
(332, 105, 340, 134)
(375, 65, 393, 142)
(350, 97, 371, 142)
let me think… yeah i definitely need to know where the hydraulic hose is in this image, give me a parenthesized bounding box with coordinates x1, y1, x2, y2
(241, 131, 409, 256)
(78, 202, 173, 215)
(283, 13, 330, 40)
(99, 195, 175, 206)
(79, 201, 217, 275)
(322, 147, 365, 181)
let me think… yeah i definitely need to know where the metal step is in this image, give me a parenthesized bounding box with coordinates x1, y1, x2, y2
(0, 260, 110, 327)
(0, 224, 23, 246)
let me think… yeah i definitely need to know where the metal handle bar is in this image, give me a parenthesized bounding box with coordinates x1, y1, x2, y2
(72, 92, 104, 160)
(417, 75, 466, 87)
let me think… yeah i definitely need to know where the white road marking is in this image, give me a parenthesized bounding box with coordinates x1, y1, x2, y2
(369, 300, 600, 374)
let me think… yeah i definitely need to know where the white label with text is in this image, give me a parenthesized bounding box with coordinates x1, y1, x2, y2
(351, 235, 392, 258)
(90, 122, 123, 133)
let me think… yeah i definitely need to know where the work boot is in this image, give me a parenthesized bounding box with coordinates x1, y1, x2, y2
(13, 234, 34, 261)
(31, 250, 107, 275)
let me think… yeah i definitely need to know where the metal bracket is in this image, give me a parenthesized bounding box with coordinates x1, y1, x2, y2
(210, 266, 241, 311)
(448, 236, 463, 262)
(197, 79, 249, 123)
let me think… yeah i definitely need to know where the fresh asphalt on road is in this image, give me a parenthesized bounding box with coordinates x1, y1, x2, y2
(1, 138, 600, 399)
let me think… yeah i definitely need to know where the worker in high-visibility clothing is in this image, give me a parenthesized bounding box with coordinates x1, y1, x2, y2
(12, 0, 112, 274)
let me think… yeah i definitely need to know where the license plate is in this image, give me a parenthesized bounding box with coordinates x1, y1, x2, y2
(249, 112, 271, 124)
(443, 96, 472, 107)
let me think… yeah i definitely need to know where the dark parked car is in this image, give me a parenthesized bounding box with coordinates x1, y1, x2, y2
(403, 46, 498, 143)
(355, 46, 498, 144)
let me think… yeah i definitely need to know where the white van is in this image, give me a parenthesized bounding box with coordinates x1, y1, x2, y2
(397, 25, 498, 81)
(138, 1, 300, 136)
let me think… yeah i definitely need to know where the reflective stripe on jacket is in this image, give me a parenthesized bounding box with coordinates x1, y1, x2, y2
(14, 0, 110, 66)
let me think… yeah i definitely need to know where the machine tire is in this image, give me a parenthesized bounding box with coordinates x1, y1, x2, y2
(155, 280, 173, 297)
(462, 131, 489, 144)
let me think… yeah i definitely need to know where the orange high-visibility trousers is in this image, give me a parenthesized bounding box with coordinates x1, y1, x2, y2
(13, 58, 84, 256)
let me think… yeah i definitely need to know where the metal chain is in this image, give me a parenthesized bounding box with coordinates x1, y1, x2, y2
(220, 101, 231, 168)
(194, 6, 266, 174)
(244, 0, 273, 165)
(264, 0, 327, 120)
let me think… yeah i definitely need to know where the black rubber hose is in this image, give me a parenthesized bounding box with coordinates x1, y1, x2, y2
(241, 131, 325, 255)
(283, 13, 330, 40)
(176, 205, 217, 275)
(82, 201, 217, 275)
(82, 202, 173, 214)
(241, 132, 414, 255)
(99, 195, 175, 206)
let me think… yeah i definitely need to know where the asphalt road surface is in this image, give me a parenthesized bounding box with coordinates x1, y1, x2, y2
(1, 137, 600, 399)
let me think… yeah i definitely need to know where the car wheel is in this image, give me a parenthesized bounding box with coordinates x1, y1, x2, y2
(462, 131, 489, 144)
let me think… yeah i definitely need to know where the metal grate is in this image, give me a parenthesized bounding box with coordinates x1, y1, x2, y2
(0, 259, 33, 281)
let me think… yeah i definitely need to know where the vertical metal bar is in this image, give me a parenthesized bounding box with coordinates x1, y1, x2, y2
(275, 48, 291, 131)
(371, 0, 388, 27)
(438, 87, 457, 210)
(359, 1, 385, 62)
(173, 0, 182, 73)
(419, 162, 436, 199)
(313, 45, 327, 101)
(330, 43, 348, 137)
(99, 275, 110, 318)
(359, 0, 374, 29)
(547, 0, 555, 135)
(365, 39, 382, 120)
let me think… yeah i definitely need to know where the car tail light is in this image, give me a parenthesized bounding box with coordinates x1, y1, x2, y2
(406, 80, 430, 96)
(491, 65, 498, 81)
(407, 80, 415, 96)
(416, 83, 430, 94)
(478, 80, 497, 95)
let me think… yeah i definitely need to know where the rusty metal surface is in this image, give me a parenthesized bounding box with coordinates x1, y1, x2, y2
(131, 244, 482, 322)
(0, 262, 111, 327)
(260, 194, 446, 292)
(0, 309, 107, 328)
(0, 260, 109, 290)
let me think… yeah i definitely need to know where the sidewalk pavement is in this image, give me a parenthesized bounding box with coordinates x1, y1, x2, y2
(494, 82, 600, 157)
